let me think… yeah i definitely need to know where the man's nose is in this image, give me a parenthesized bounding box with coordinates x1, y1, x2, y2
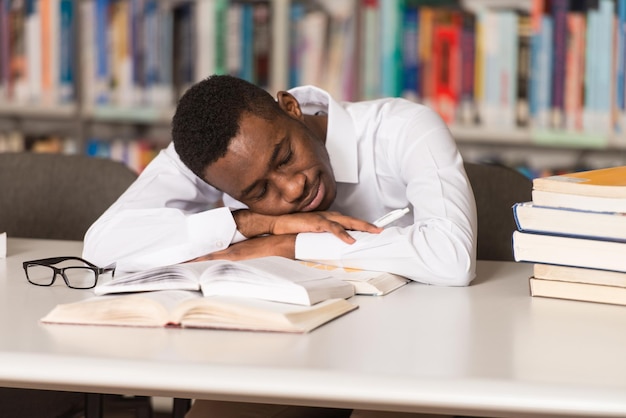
(273, 172, 306, 203)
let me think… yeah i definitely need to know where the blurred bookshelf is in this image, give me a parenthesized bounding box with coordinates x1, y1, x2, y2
(2, 0, 626, 177)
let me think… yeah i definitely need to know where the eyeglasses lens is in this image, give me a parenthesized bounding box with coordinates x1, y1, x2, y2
(26, 265, 56, 286)
(63, 267, 97, 289)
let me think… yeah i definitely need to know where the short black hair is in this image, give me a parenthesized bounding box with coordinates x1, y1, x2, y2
(172, 74, 282, 180)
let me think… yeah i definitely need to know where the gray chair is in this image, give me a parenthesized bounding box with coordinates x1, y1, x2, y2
(464, 161, 533, 261)
(0, 152, 150, 418)
(0, 152, 138, 240)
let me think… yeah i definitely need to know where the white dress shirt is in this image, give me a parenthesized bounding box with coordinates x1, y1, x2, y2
(83, 86, 477, 286)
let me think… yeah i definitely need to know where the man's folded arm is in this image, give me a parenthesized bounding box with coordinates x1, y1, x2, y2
(82, 206, 244, 272)
(295, 219, 476, 287)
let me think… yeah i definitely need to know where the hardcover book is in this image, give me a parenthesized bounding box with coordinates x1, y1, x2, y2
(534, 263, 626, 287)
(512, 201, 626, 240)
(532, 166, 626, 198)
(530, 277, 626, 306)
(41, 290, 358, 333)
(513, 230, 626, 272)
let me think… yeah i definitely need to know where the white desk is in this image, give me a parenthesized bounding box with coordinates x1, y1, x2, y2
(2, 238, 626, 418)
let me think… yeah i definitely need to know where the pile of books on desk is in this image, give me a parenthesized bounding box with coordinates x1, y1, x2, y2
(512, 166, 626, 306)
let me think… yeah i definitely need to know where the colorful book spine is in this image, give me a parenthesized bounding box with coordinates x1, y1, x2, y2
(94, 0, 109, 105)
(379, 0, 403, 97)
(564, 10, 586, 131)
(360, 0, 380, 99)
(617, 0, 626, 132)
(58, 0, 73, 103)
(401, 4, 419, 101)
(550, 0, 569, 129)
(239, 2, 254, 83)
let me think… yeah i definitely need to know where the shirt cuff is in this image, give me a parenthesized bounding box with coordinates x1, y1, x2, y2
(187, 206, 237, 253)
(295, 232, 350, 262)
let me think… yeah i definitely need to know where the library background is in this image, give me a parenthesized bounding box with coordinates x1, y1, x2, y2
(1, 0, 626, 177)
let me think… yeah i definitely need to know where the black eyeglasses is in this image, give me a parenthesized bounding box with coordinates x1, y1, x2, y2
(23, 256, 116, 289)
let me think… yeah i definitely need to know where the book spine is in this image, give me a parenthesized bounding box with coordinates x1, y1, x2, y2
(58, 0, 73, 103)
(360, 0, 380, 99)
(211, 0, 228, 74)
(227, 2, 242, 78)
(432, 10, 460, 124)
(460, 11, 476, 125)
(0, 0, 7, 101)
(595, 0, 615, 135)
(130, 0, 145, 106)
(550, 0, 570, 130)
(564, 11, 586, 131)
(379, 0, 403, 97)
(418, 6, 434, 107)
(79, 0, 94, 107)
(194, 0, 215, 80)
(253, 2, 270, 88)
(239, 2, 254, 83)
(24, 0, 41, 103)
(94, 0, 109, 105)
(536, 15, 554, 129)
(617, 0, 626, 132)
(516, 12, 531, 127)
(401, 3, 419, 101)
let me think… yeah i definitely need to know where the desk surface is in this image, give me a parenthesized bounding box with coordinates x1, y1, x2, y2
(2, 238, 626, 417)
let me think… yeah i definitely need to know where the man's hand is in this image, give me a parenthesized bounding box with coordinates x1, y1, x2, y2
(233, 210, 382, 244)
(189, 235, 297, 262)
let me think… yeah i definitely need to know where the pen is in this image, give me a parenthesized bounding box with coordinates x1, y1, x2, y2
(373, 207, 410, 228)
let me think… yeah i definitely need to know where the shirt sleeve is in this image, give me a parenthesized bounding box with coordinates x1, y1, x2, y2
(295, 103, 477, 286)
(83, 145, 241, 272)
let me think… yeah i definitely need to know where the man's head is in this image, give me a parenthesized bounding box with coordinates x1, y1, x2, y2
(172, 75, 336, 215)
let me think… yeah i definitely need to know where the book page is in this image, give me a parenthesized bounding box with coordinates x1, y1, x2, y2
(94, 262, 212, 295)
(199, 257, 353, 305)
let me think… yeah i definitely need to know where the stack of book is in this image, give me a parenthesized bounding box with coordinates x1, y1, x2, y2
(512, 166, 626, 306)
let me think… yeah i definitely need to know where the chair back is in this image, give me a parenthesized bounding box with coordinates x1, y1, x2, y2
(464, 162, 532, 261)
(0, 152, 137, 240)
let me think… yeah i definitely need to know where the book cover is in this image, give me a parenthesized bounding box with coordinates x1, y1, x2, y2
(513, 230, 626, 272)
(532, 165, 626, 197)
(41, 290, 358, 333)
(513, 201, 626, 241)
(530, 277, 626, 306)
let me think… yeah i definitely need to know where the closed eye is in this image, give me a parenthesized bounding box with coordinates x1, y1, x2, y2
(252, 182, 268, 201)
(278, 148, 293, 168)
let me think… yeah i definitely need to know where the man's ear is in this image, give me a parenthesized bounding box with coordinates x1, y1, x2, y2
(276, 91, 304, 120)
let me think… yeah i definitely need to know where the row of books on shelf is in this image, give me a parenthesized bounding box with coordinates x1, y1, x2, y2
(0, 0, 272, 110)
(512, 165, 626, 306)
(0, 130, 163, 173)
(6, 0, 626, 142)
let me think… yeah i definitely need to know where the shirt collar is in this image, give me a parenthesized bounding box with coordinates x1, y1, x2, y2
(287, 86, 358, 184)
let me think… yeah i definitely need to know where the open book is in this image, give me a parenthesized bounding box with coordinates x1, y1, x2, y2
(94, 256, 355, 306)
(41, 290, 358, 333)
(300, 262, 410, 296)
